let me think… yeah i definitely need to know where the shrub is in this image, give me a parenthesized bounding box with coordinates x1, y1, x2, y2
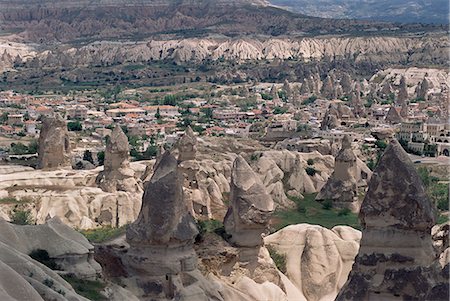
(307, 159, 314, 166)
(10, 208, 34, 225)
(305, 167, 317, 176)
(250, 153, 260, 161)
(43, 278, 54, 288)
(321, 199, 333, 210)
(267, 246, 287, 274)
(83, 150, 94, 164)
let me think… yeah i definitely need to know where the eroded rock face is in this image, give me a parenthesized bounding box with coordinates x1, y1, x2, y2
(37, 115, 71, 170)
(176, 126, 197, 162)
(0, 218, 97, 301)
(0, 163, 144, 229)
(337, 139, 448, 301)
(316, 135, 362, 211)
(224, 156, 274, 247)
(320, 103, 353, 130)
(97, 126, 140, 193)
(0, 217, 101, 279)
(264, 224, 361, 301)
(120, 152, 217, 300)
(127, 152, 198, 245)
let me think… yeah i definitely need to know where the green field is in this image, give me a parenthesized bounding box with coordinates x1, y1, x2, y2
(272, 194, 360, 231)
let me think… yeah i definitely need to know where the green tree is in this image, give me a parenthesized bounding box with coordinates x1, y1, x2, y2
(143, 145, 158, 159)
(155, 107, 161, 119)
(28, 139, 38, 154)
(0, 112, 9, 124)
(200, 107, 214, 119)
(97, 151, 105, 166)
(67, 121, 82, 131)
(273, 107, 288, 114)
(10, 143, 29, 155)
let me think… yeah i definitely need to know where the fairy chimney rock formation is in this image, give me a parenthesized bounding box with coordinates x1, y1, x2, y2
(224, 156, 274, 247)
(97, 126, 136, 192)
(397, 75, 408, 105)
(336, 139, 447, 301)
(37, 114, 71, 170)
(177, 126, 197, 162)
(316, 135, 359, 211)
(127, 152, 198, 246)
(123, 152, 200, 299)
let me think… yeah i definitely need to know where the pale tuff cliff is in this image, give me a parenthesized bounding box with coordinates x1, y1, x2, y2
(1, 35, 447, 72)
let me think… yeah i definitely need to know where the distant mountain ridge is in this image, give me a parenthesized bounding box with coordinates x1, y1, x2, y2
(0, 0, 445, 43)
(0, 0, 269, 8)
(269, 0, 449, 24)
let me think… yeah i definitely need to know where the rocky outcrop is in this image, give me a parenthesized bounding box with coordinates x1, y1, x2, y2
(0, 217, 101, 279)
(416, 77, 431, 100)
(337, 139, 448, 301)
(371, 67, 448, 102)
(37, 115, 71, 170)
(320, 103, 353, 130)
(251, 150, 334, 208)
(224, 156, 274, 247)
(180, 159, 231, 221)
(176, 126, 197, 162)
(0, 218, 99, 301)
(0, 163, 145, 229)
(316, 135, 365, 212)
(97, 126, 141, 194)
(265, 224, 361, 301)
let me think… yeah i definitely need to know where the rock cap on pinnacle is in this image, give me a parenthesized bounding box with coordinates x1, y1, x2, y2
(360, 139, 436, 231)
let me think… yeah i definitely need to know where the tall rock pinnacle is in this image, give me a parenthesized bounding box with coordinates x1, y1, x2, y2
(336, 139, 447, 301)
(127, 151, 198, 245)
(316, 135, 359, 211)
(37, 114, 71, 170)
(176, 126, 197, 162)
(224, 155, 274, 247)
(97, 126, 138, 193)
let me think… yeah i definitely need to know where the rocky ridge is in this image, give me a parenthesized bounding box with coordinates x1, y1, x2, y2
(1, 36, 447, 72)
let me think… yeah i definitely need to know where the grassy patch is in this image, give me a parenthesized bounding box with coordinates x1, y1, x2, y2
(196, 219, 229, 242)
(267, 246, 286, 274)
(62, 275, 106, 301)
(80, 226, 127, 243)
(273, 194, 360, 231)
(437, 214, 448, 224)
(0, 197, 32, 204)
